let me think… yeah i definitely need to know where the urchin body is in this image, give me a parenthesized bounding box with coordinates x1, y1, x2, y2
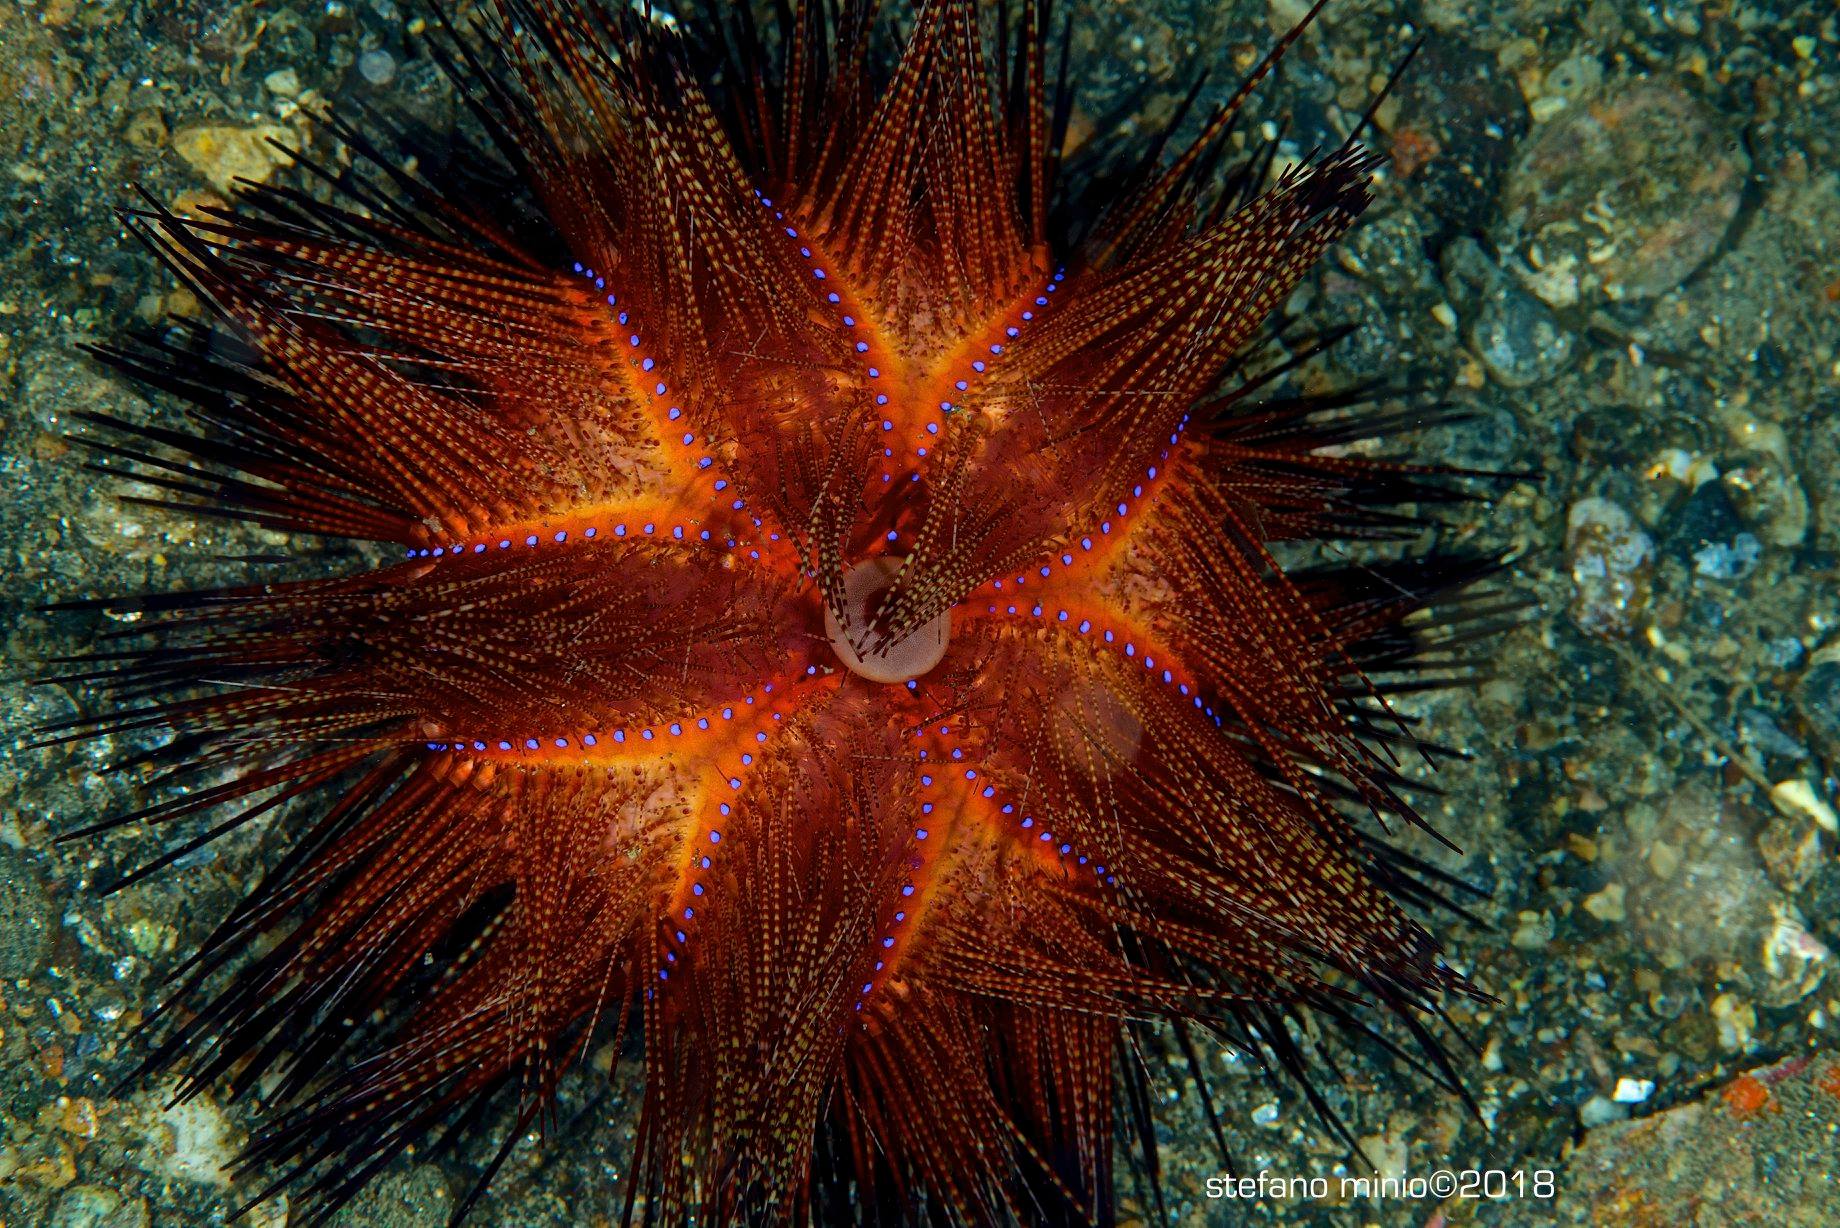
(59, 1, 1487, 1222)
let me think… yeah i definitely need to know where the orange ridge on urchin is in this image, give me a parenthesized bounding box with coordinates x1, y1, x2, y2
(45, 0, 1510, 1223)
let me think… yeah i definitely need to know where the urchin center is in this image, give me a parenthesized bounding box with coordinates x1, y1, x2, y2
(823, 557, 951, 684)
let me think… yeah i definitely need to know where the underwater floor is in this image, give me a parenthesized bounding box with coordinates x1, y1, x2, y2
(2, 1, 1837, 1224)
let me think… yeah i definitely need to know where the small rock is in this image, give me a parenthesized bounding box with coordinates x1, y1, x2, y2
(121, 108, 166, 150)
(51, 1185, 151, 1228)
(263, 68, 302, 99)
(1441, 233, 1576, 384)
(123, 916, 176, 959)
(1766, 636, 1805, 669)
(1468, 282, 1574, 388)
(1757, 818, 1824, 894)
(1566, 497, 1653, 637)
(1708, 992, 1756, 1052)
(1629, 785, 1792, 982)
(46, 1097, 99, 1141)
(1510, 909, 1555, 949)
(171, 122, 296, 193)
(1265, 0, 1315, 33)
(358, 49, 397, 87)
(1611, 1076, 1654, 1104)
(1578, 1094, 1627, 1127)
(1527, 94, 1566, 123)
(1722, 453, 1809, 549)
(1758, 902, 1831, 1006)
(1541, 53, 1604, 102)
(1796, 652, 1840, 748)
(137, 1095, 241, 1188)
(1354, 1127, 1409, 1180)
(1737, 708, 1806, 763)
(1583, 881, 1627, 923)
(1691, 531, 1761, 581)
(1770, 778, 1839, 835)
(1647, 840, 1680, 879)
(1661, 478, 1744, 566)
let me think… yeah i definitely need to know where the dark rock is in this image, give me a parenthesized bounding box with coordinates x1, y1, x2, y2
(1441, 236, 1575, 388)
(1422, 401, 1522, 471)
(1798, 658, 1840, 749)
(1566, 406, 1710, 470)
(50, 1186, 151, 1228)
(1469, 282, 1576, 388)
(1389, 34, 1530, 237)
(1661, 480, 1744, 564)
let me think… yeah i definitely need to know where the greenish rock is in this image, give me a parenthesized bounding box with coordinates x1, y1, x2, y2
(50, 1185, 151, 1228)
(0, 854, 54, 982)
(1799, 658, 1840, 748)
(331, 1166, 453, 1228)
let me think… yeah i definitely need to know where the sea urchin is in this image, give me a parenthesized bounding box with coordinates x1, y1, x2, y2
(53, 0, 1499, 1222)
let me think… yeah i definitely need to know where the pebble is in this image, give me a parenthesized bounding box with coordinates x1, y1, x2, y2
(1495, 79, 1749, 305)
(1440, 236, 1575, 387)
(1708, 992, 1756, 1052)
(1756, 818, 1824, 894)
(1566, 497, 1653, 637)
(1355, 1127, 1409, 1180)
(1662, 478, 1744, 566)
(142, 1097, 240, 1188)
(1611, 1076, 1655, 1104)
(121, 108, 166, 150)
(1578, 1094, 1626, 1127)
(358, 49, 397, 87)
(263, 68, 302, 99)
(1265, 0, 1315, 33)
(50, 1185, 151, 1228)
(1469, 281, 1574, 387)
(1646, 840, 1680, 880)
(1540, 53, 1605, 103)
(171, 122, 296, 193)
(1582, 881, 1627, 923)
(1722, 451, 1809, 549)
(1758, 902, 1831, 1006)
(1510, 909, 1555, 950)
(123, 916, 176, 959)
(1626, 786, 1808, 1027)
(1738, 708, 1806, 763)
(1691, 531, 1761, 580)
(1769, 778, 1839, 834)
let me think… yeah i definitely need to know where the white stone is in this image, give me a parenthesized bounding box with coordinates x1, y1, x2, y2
(1611, 1076, 1655, 1103)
